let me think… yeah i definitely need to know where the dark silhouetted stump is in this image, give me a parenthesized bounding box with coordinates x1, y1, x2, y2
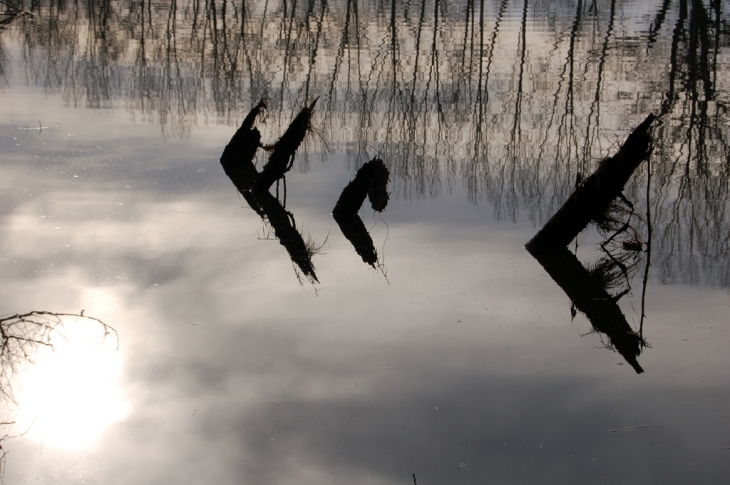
(533, 247, 644, 373)
(220, 100, 266, 192)
(252, 100, 317, 193)
(526, 114, 655, 254)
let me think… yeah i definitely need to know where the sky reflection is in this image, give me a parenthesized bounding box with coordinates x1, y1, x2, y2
(15, 317, 126, 451)
(1, 102, 728, 481)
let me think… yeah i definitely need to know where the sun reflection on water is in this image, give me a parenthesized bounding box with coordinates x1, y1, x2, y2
(14, 317, 128, 451)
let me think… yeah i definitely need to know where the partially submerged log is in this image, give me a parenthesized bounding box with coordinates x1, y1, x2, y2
(533, 247, 645, 373)
(220, 99, 267, 192)
(252, 99, 317, 193)
(526, 114, 655, 254)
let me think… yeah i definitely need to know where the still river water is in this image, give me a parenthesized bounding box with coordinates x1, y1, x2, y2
(1, 1, 729, 483)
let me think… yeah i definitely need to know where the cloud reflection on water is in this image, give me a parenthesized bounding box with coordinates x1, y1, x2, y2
(14, 317, 127, 451)
(1, 110, 727, 478)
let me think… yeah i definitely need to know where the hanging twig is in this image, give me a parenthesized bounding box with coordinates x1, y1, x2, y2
(0, 0, 33, 29)
(639, 154, 653, 345)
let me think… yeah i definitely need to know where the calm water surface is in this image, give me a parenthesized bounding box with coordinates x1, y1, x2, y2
(1, 1, 729, 483)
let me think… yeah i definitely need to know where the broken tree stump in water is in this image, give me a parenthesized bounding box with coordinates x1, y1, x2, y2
(332, 158, 389, 218)
(220, 99, 266, 192)
(332, 158, 389, 267)
(525, 114, 655, 254)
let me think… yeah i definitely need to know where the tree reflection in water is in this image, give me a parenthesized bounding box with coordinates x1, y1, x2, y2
(3, 0, 729, 285)
(0, 311, 117, 402)
(532, 247, 647, 373)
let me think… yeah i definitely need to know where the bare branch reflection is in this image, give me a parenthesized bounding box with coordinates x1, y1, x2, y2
(3, 0, 730, 285)
(0, 310, 117, 403)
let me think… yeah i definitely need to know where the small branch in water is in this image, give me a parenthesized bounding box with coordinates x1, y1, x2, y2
(639, 154, 653, 345)
(608, 425, 647, 433)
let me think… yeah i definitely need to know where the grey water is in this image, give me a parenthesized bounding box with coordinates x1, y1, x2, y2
(0, 1, 729, 483)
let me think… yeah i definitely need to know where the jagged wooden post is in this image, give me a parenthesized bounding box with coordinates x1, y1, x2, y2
(525, 114, 655, 254)
(252, 100, 317, 194)
(220, 100, 266, 192)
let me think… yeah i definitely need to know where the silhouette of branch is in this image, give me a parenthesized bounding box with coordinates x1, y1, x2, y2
(526, 114, 655, 254)
(0, 0, 32, 30)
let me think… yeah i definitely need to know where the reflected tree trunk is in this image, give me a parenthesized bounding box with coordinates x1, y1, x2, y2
(531, 247, 645, 373)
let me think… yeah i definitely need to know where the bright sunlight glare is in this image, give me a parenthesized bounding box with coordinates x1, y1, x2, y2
(14, 317, 128, 451)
